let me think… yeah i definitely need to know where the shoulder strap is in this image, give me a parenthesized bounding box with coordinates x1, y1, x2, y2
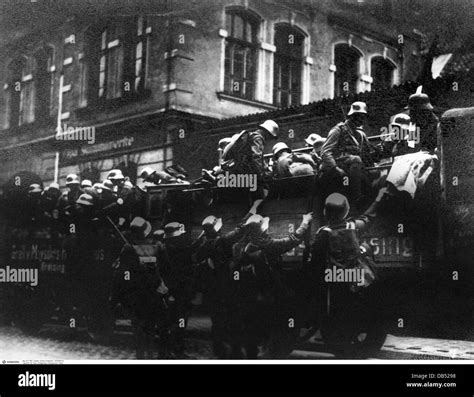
(222, 130, 249, 160)
(317, 225, 332, 234)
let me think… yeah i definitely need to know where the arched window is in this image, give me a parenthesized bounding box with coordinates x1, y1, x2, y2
(224, 10, 259, 100)
(34, 46, 54, 124)
(371, 56, 395, 91)
(273, 25, 304, 108)
(334, 44, 361, 97)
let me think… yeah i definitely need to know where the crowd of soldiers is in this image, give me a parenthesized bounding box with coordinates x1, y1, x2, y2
(10, 88, 439, 359)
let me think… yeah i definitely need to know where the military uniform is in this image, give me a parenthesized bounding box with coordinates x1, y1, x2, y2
(193, 214, 251, 358)
(156, 235, 194, 357)
(57, 187, 83, 221)
(272, 152, 316, 178)
(223, 129, 268, 179)
(113, 237, 165, 359)
(231, 218, 311, 358)
(321, 119, 373, 203)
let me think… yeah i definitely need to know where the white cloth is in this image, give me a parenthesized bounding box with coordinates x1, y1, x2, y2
(387, 151, 437, 198)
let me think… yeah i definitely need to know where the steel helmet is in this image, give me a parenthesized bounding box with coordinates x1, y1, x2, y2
(164, 222, 186, 239)
(244, 214, 270, 233)
(66, 173, 80, 185)
(305, 133, 327, 148)
(81, 179, 93, 188)
(272, 142, 291, 157)
(218, 137, 232, 151)
(391, 113, 411, 127)
(202, 215, 223, 233)
(324, 193, 350, 220)
(153, 229, 165, 239)
(48, 182, 60, 191)
(130, 216, 152, 238)
(28, 184, 42, 194)
(259, 120, 279, 137)
(76, 193, 95, 206)
(140, 167, 155, 180)
(92, 183, 103, 193)
(347, 101, 368, 116)
(107, 169, 125, 180)
(101, 180, 114, 191)
(407, 86, 433, 110)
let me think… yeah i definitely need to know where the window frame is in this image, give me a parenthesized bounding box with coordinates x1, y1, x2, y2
(334, 43, 362, 97)
(370, 55, 396, 91)
(273, 24, 305, 108)
(224, 10, 260, 101)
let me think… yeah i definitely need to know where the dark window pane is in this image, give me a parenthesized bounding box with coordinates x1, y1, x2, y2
(334, 44, 360, 97)
(274, 26, 304, 107)
(226, 13, 232, 34)
(371, 57, 394, 90)
(234, 15, 244, 40)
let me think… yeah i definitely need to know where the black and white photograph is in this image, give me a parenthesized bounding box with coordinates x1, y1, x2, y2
(0, 0, 472, 383)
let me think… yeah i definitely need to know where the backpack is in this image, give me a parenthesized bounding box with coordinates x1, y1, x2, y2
(318, 224, 377, 291)
(319, 224, 360, 270)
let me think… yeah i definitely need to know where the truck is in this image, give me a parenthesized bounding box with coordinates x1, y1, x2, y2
(0, 107, 472, 358)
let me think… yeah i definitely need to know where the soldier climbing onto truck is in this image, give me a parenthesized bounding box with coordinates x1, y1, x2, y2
(308, 186, 390, 352)
(228, 209, 313, 359)
(192, 199, 264, 358)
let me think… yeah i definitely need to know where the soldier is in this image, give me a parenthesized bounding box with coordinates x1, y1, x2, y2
(309, 187, 388, 342)
(271, 142, 316, 178)
(221, 120, 279, 196)
(57, 174, 83, 220)
(81, 179, 93, 189)
(382, 113, 414, 156)
(103, 170, 136, 219)
(27, 184, 43, 221)
(98, 180, 116, 209)
(193, 200, 262, 358)
(320, 102, 375, 206)
(112, 216, 166, 359)
(405, 87, 438, 153)
(304, 133, 327, 169)
(40, 183, 62, 219)
(230, 210, 313, 358)
(156, 222, 194, 357)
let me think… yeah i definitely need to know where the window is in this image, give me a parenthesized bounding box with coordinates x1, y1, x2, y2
(5, 57, 35, 127)
(86, 17, 150, 105)
(273, 25, 304, 108)
(19, 58, 36, 125)
(5, 58, 24, 128)
(224, 10, 259, 100)
(132, 16, 150, 92)
(334, 44, 361, 97)
(99, 24, 124, 99)
(34, 46, 54, 124)
(371, 56, 395, 91)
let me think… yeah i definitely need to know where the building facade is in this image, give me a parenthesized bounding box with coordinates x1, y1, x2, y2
(0, 0, 422, 189)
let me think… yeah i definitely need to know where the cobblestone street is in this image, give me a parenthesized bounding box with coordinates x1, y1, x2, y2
(0, 316, 473, 361)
